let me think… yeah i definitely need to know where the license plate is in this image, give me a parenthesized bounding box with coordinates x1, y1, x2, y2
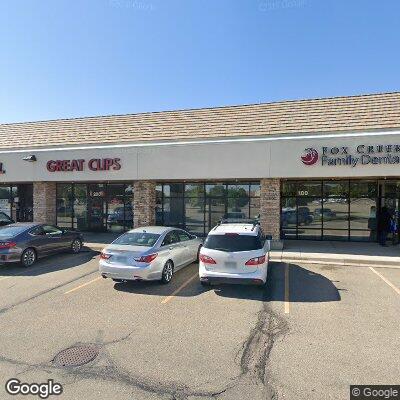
(224, 261, 237, 269)
(112, 256, 127, 263)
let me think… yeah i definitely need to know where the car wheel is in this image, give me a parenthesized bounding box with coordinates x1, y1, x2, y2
(71, 238, 82, 254)
(161, 261, 174, 284)
(21, 248, 37, 267)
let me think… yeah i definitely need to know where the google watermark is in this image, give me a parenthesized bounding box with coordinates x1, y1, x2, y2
(5, 379, 63, 399)
(259, 0, 308, 12)
(109, 0, 155, 11)
(350, 385, 400, 400)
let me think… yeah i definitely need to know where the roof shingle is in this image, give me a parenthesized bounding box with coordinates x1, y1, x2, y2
(1, 92, 400, 150)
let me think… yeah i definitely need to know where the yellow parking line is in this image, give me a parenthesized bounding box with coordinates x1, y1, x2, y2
(284, 263, 290, 314)
(161, 273, 198, 304)
(64, 276, 102, 294)
(369, 267, 400, 296)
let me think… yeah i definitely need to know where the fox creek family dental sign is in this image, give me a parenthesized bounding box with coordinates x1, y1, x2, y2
(302, 144, 400, 168)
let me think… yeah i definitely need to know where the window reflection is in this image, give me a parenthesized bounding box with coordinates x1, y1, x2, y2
(281, 180, 379, 242)
(157, 182, 260, 236)
(321, 199, 349, 230)
(56, 183, 134, 232)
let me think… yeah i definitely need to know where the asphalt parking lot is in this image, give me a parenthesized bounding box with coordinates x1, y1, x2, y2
(0, 250, 399, 400)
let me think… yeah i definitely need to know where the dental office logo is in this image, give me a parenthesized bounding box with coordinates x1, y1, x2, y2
(301, 148, 319, 165)
(301, 144, 400, 167)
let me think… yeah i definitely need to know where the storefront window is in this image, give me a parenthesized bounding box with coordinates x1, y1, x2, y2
(323, 181, 349, 197)
(157, 182, 260, 236)
(74, 184, 88, 231)
(281, 180, 378, 242)
(0, 186, 12, 220)
(350, 198, 376, 241)
(56, 183, 134, 232)
(296, 181, 322, 197)
(107, 184, 125, 233)
(350, 181, 377, 198)
(57, 184, 74, 228)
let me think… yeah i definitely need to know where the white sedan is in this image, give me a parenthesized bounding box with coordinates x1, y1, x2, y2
(99, 226, 203, 284)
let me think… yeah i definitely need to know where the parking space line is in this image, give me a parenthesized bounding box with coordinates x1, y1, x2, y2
(64, 276, 102, 294)
(161, 273, 198, 304)
(369, 267, 400, 296)
(284, 263, 290, 314)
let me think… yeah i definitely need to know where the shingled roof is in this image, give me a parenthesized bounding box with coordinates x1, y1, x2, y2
(1, 92, 400, 150)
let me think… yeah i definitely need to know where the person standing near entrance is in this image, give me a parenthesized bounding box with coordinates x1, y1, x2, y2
(378, 206, 392, 246)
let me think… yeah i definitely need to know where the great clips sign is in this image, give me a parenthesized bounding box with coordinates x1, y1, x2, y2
(301, 144, 400, 168)
(47, 158, 121, 172)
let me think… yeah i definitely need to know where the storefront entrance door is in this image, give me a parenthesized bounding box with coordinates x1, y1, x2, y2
(88, 184, 106, 232)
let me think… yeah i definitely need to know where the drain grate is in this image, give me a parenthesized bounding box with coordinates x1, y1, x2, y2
(53, 345, 99, 367)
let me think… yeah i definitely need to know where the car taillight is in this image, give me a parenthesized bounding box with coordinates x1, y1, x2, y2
(0, 242, 16, 249)
(134, 253, 158, 263)
(100, 252, 111, 260)
(245, 255, 266, 266)
(199, 254, 216, 264)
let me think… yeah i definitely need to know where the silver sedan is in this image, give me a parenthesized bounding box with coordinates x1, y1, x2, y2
(99, 226, 203, 284)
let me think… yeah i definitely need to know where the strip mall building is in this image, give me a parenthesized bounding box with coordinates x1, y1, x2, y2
(1, 92, 400, 247)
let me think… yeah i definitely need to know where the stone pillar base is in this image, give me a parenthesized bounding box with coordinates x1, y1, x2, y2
(33, 182, 57, 224)
(133, 181, 156, 228)
(260, 178, 281, 241)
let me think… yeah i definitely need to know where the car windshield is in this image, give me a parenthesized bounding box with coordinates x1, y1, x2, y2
(0, 226, 27, 238)
(203, 234, 263, 252)
(112, 232, 160, 247)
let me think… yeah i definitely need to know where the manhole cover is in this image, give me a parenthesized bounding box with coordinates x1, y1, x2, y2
(53, 345, 99, 367)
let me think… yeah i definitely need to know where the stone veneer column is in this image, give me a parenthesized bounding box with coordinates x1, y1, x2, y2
(33, 182, 57, 224)
(260, 178, 283, 249)
(133, 181, 156, 228)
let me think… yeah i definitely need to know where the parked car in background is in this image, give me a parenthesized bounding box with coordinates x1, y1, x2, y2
(0, 212, 14, 227)
(199, 221, 270, 286)
(99, 226, 203, 284)
(314, 208, 337, 220)
(281, 208, 313, 227)
(0, 223, 84, 267)
(107, 205, 133, 228)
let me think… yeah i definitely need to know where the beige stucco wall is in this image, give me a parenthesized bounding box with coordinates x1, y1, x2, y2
(1, 130, 400, 183)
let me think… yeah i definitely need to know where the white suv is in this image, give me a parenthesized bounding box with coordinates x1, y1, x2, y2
(199, 221, 270, 286)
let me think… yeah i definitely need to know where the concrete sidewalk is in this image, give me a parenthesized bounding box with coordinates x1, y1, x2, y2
(271, 240, 400, 268)
(82, 232, 400, 268)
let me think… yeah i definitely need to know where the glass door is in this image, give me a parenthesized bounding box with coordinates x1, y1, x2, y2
(15, 184, 33, 222)
(88, 184, 106, 232)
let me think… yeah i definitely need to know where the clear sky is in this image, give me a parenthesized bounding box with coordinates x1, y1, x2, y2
(1, 0, 399, 124)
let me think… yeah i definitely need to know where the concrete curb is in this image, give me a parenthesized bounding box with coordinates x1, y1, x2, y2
(270, 255, 400, 269)
(85, 243, 400, 269)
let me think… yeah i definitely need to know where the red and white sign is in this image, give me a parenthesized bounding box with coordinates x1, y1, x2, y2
(301, 148, 319, 166)
(47, 158, 121, 172)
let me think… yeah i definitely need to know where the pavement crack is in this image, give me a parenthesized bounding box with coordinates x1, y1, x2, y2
(237, 301, 289, 397)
